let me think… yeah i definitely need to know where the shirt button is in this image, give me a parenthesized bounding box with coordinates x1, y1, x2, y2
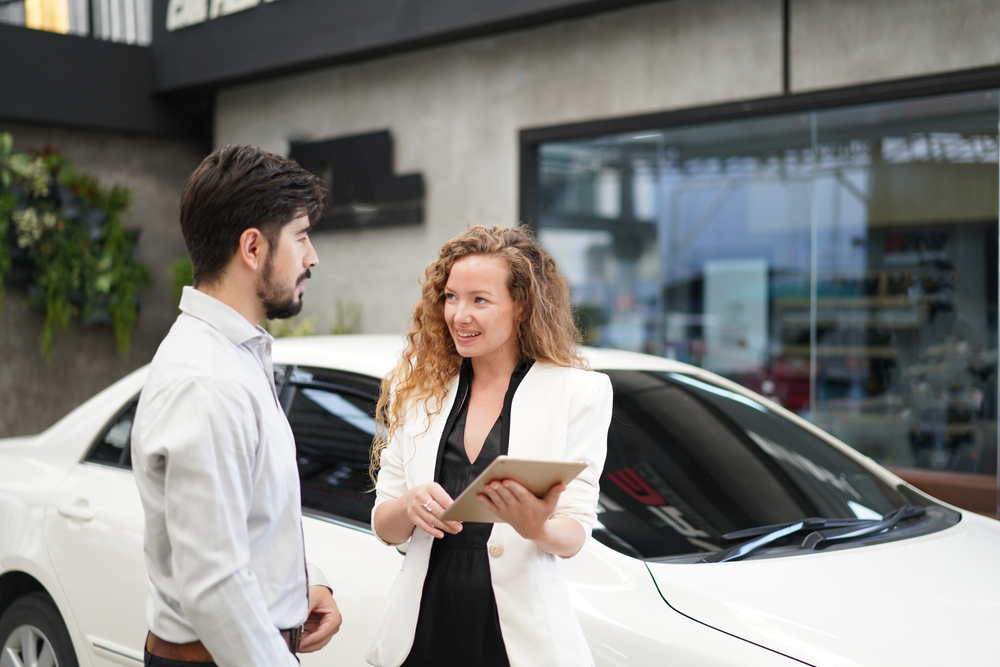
(488, 543, 504, 558)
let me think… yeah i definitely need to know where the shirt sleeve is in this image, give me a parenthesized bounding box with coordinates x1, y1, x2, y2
(306, 562, 330, 591)
(552, 371, 613, 542)
(145, 378, 299, 667)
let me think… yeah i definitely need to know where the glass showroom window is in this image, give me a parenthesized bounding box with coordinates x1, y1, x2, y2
(535, 89, 999, 485)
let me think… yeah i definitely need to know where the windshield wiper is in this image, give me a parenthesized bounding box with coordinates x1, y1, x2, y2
(800, 505, 926, 550)
(701, 505, 926, 563)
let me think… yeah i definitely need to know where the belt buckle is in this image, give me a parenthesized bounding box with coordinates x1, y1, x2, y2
(289, 625, 302, 654)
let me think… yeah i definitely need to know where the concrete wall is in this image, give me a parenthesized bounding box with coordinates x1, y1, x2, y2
(0, 121, 205, 436)
(214, 0, 1000, 336)
(791, 0, 1000, 91)
(215, 0, 784, 335)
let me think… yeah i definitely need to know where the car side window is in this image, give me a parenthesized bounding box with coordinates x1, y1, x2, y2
(283, 368, 381, 528)
(86, 399, 138, 469)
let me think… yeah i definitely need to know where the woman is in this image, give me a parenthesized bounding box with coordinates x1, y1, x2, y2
(367, 225, 612, 667)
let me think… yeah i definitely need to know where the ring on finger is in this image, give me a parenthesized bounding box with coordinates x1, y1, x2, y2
(420, 501, 433, 513)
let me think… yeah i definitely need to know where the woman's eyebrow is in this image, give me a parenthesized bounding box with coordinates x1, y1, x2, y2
(445, 286, 495, 296)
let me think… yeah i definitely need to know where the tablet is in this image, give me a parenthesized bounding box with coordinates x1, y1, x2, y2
(438, 456, 588, 523)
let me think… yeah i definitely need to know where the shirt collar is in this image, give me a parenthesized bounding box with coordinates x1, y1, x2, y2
(179, 286, 273, 348)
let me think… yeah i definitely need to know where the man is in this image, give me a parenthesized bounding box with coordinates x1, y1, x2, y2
(132, 145, 342, 667)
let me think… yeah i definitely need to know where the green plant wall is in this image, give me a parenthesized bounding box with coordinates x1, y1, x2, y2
(0, 132, 152, 360)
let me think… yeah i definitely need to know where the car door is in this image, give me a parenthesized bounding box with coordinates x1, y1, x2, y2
(44, 398, 148, 667)
(278, 366, 404, 667)
(42, 366, 402, 667)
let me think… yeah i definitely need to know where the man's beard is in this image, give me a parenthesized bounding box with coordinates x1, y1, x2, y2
(257, 254, 310, 320)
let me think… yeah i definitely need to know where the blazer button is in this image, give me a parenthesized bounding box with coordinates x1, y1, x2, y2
(488, 543, 504, 558)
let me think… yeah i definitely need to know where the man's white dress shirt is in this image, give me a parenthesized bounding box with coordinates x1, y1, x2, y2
(132, 286, 327, 667)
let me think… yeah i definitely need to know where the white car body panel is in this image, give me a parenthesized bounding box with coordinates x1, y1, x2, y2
(647, 513, 1000, 666)
(559, 541, 802, 666)
(45, 463, 147, 666)
(0, 335, 998, 666)
(298, 518, 401, 667)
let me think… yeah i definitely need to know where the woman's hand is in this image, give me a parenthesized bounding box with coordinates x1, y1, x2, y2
(374, 483, 463, 543)
(404, 483, 464, 539)
(478, 480, 564, 541)
(478, 480, 587, 557)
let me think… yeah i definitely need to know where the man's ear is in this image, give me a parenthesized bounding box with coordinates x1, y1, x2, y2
(236, 227, 268, 272)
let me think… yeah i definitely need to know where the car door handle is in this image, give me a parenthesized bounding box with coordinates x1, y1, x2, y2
(58, 501, 95, 521)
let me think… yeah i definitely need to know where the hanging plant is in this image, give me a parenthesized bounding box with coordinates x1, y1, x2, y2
(0, 132, 152, 360)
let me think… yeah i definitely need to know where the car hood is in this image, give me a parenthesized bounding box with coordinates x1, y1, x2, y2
(645, 514, 1000, 667)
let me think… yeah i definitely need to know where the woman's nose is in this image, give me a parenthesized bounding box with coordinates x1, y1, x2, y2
(453, 301, 473, 322)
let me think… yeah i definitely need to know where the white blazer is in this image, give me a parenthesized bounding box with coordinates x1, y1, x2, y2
(367, 362, 613, 667)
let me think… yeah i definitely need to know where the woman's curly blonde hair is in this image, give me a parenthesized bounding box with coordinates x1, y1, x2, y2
(370, 225, 585, 482)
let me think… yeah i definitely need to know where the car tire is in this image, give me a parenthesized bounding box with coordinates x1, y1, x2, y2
(0, 592, 79, 667)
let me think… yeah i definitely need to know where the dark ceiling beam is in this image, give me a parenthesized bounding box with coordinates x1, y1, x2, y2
(0, 23, 205, 139)
(0, 25, 204, 138)
(151, 0, 665, 93)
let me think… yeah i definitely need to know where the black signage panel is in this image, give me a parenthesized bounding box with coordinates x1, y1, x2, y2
(290, 130, 424, 231)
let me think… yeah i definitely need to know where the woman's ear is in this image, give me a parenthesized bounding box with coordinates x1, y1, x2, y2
(236, 227, 268, 272)
(517, 299, 531, 323)
(514, 303, 529, 333)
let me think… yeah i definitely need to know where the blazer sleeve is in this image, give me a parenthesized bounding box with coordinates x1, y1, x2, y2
(371, 400, 410, 547)
(551, 371, 613, 542)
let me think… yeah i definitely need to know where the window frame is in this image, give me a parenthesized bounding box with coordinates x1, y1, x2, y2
(83, 396, 139, 470)
(519, 65, 1000, 228)
(279, 364, 382, 531)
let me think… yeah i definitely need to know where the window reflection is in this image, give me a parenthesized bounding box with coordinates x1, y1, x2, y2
(286, 382, 378, 526)
(595, 370, 921, 560)
(810, 94, 998, 479)
(87, 401, 137, 469)
(536, 90, 999, 488)
(300, 388, 377, 436)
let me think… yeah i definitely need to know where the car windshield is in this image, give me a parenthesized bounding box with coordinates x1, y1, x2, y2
(594, 370, 936, 561)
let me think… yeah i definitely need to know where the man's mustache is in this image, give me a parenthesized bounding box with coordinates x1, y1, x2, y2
(297, 269, 311, 284)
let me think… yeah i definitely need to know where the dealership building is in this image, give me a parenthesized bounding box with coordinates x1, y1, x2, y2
(1, 0, 998, 515)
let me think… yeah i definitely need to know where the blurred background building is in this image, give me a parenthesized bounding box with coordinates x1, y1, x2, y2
(2, 0, 998, 516)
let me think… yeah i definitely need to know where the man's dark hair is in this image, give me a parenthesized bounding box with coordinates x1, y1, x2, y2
(180, 145, 325, 286)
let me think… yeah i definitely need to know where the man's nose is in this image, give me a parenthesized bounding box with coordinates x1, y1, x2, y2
(305, 238, 319, 267)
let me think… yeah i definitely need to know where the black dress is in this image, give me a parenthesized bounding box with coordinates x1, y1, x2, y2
(401, 360, 533, 667)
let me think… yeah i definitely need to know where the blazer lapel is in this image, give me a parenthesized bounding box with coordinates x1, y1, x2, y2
(409, 373, 461, 486)
(504, 362, 541, 460)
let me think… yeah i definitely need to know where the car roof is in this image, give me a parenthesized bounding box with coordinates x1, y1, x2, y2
(271, 334, 695, 378)
(268, 336, 878, 471)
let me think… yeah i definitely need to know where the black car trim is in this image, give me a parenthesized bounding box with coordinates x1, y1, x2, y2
(302, 508, 373, 534)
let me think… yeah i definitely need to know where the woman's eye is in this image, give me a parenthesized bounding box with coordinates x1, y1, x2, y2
(475, 297, 487, 304)
(445, 293, 456, 300)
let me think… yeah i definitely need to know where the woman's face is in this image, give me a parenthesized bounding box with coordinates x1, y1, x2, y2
(443, 254, 519, 364)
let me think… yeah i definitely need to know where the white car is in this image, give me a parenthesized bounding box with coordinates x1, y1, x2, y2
(1, 335, 998, 667)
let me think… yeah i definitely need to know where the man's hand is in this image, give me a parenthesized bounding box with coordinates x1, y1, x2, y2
(298, 585, 342, 653)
